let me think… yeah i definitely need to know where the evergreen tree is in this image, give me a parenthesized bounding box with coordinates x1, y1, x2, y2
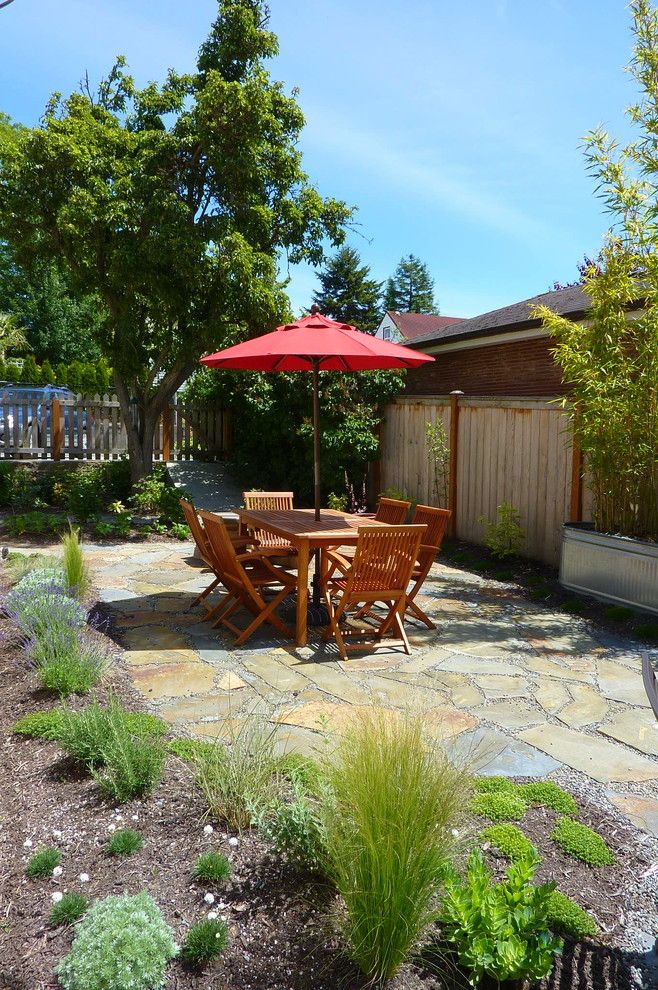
(384, 254, 436, 313)
(312, 246, 383, 333)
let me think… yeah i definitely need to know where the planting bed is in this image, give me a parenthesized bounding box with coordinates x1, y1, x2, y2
(1, 596, 657, 988)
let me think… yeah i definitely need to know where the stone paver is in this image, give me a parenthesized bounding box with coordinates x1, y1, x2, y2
(34, 538, 658, 835)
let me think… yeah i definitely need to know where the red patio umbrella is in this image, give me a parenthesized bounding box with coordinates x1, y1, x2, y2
(200, 306, 434, 522)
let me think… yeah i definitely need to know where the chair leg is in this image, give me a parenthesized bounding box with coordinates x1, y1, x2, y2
(406, 598, 436, 629)
(232, 586, 293, 646)
(393, 603, 412, 654)
(192, 576, 221, 608)
(322, 588, 348, 659)
(206, 591, 238, 624)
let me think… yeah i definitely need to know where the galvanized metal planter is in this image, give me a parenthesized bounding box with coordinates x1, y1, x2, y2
(560, 523, 658, 616)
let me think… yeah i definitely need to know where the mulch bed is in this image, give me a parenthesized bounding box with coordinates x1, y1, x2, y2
(0, 604, 656, 989)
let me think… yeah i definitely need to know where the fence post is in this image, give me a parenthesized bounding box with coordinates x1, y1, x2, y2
(162, 406, 171, 463)
(51, 398, 62, 461)
(570, 410, 583, 522)
(448, 390, 463, 538)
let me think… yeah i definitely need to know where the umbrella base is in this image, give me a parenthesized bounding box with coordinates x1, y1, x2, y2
(280, 595, 330, 628)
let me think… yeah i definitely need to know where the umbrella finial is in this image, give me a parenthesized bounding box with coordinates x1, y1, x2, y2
(310, 304, 320, 315)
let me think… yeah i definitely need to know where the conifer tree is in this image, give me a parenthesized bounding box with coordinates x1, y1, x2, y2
(384, 254, 436, 313)
(313, 246, 382, 333)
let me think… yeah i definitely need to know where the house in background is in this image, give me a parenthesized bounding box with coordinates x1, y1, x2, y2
(403, 284, 593, 396)
(375, 310, 464, 344)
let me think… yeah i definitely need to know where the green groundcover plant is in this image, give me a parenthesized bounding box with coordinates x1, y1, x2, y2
(440, 850, 563, 987)
(550, 817, 615, 867)
(56, 892, 178, 990)
(469, 790, 528, 822)
(480, 823, 539, 863)
(545, 890, 599, 939)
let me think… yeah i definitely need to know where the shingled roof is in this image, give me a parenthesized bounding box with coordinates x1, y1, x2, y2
(406, 284, 590, 349)
(387, 311, 465, 340)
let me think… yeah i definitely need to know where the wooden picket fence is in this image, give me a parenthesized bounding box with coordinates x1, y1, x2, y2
(0, 392, 231, 462)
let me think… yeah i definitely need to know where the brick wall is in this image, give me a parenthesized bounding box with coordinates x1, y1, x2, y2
(404, 335, 565, 397)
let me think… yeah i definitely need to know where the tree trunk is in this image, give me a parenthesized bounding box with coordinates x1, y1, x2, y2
(113, 362, 196, 484)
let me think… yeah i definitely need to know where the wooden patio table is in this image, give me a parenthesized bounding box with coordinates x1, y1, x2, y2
(236, 507, 388, 647)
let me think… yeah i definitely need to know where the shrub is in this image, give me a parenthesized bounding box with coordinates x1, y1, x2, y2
(545, 890, 599, 939)
(550, 817, 615, 866)
(29, 626, 106, 697)
(193, 719, 280, 831)
(62, 469, 105, 520)
(519, 781, 578, 816)
(252, 776, 325, 871)
(320, 709, 471, 984)
(478, 501, 526, 559)
(50, 892, 89, 927)
(55, 892, 178, 990)
(480, 823, 539, 863)
(61, 527, 90, 599)
(473, 776, 517, 794)
(5, 579, 86, 640)
(469, 791, 528, 822)
(182, 918, 229, 966)
(606, 604, 634, 621)
(192, 851, 231, 884)
(129, 466, 186, 522)
(26, 847, 61, 877)
(276, 752, 323, 792)
(58, 695, 166, 802)
(440, 850, 562, 987)
(12, 709, 62, 738)
(107, 829, 145, 857)
(636, 622, 658, 642)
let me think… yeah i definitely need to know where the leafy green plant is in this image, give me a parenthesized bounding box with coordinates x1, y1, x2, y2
(169, 522, 190, 540)
(129, 466, 185, 522)
(276, 752, 323, 792)
(29, 626, 106, 697)
(168, 737, 215, 763)
(50, 892, 89, 926)
(425, 419, 450, 506)
(320, 709, 471, 984)
(561, 598, 584, 614)
(606, 604, 634, 621)
(182, 918, 229, 966)
(193, 719, 280, 830)
(252, 775, 325, 871)
(637, 622, 658, 642)
(61, 526, 90, 598)
(550, 817, 614, 866)
(480, 823, 539, 863)
(545, 890, 599, 939)
(26, 846, 61, 877)
(478, 502, 526, 559)
(441, 851, 562, 987)
(62, 469, 105, 521)
(473, 776, 518, 794)
(4, 511, 68, 537)
(55, 892, 178, 990)
(4, 550, 53, 584)
(12, 709, 62, 738)
(107, 829, 145, 857)
(519, 781, 578, 816)
(192, 851, 231, 884)
(327, 491, 348, 512)
(469, 791, 527, 822)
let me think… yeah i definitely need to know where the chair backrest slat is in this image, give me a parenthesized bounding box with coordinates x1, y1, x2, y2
(375, 496, 411, 525)
(348, 525, 425, 595)
(243, 491, 294, 550)
(411, 504, 451, 555)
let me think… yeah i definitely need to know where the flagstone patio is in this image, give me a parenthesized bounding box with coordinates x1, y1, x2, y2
(20, 538, 658, 834)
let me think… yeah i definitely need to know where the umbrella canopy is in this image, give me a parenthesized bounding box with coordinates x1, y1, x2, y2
(200, 307, 434, 519)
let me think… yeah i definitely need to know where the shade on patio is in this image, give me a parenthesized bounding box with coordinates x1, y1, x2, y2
(200, 306, 434, 520)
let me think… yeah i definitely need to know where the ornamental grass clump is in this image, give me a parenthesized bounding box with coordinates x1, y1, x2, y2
(61, 526, 91, 600)
(320, 709, 471, 985)
(192, 851, 231, 884)
(26, 846, 61, 878)
(182, 918, 229, 966)
(193, 718, 280, 830)
(56, 892, 178, 990)
(106, 828, 145, 857)
(50, 892, 89, 926)
(28, 625, 107, 697)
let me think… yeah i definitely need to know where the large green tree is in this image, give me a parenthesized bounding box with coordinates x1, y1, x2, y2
(0, 244, 102, 364)
(0, 1, 350, 480)
(384, 254, 436, 313)
(312, 245, 382, 333)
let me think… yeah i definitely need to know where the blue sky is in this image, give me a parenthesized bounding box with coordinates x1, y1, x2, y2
(0, 0, 637, 318)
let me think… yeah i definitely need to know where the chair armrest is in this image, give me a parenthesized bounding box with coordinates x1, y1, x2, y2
(324, 548, 351, 567)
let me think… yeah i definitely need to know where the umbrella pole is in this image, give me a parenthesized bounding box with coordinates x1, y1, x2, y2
(312, 359, 322, 609)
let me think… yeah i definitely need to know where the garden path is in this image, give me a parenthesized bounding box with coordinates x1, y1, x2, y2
(17, 539, 658, 836)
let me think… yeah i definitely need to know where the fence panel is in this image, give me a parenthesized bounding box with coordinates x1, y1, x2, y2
(381, 396, 577, 565)
(0, 393, 230, 464)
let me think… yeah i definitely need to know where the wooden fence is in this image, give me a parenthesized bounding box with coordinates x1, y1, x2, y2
(0, 392, 231, 463)
(380, 395, 592, 566)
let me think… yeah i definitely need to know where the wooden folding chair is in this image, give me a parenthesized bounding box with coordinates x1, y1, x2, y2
(199, 511, 296, 646)
(322, 525, 425, 660)
(179, 498, 255, 610)
(242, 491, 298, 558)
(642, 651, 658, 720)
(404, 504, 451, 628)
(321, 495, 411, 582)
